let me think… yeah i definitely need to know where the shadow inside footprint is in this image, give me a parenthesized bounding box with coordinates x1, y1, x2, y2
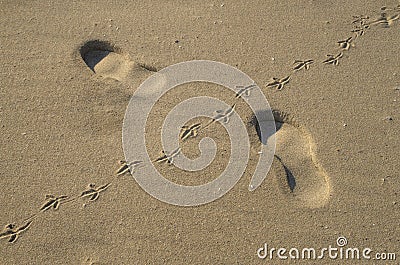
(250, 111, 279, 145)
(79, 40, 139, 82)
(252, 110, 331, 208)
(80, 40, 122, 71)
(83, 50, 111, 72)
(274, 155, 296, 192)
(79, 40, 156, 84)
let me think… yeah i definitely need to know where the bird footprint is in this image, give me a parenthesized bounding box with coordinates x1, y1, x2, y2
(40, 195, 69, 212)
(0, 221, 33, 243)
(80, 183, 112, 202)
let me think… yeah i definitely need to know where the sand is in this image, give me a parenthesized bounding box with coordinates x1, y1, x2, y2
(0, 0, 399, 264)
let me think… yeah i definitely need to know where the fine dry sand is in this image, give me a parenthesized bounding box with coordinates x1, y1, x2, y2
(1, 1, 399, 264)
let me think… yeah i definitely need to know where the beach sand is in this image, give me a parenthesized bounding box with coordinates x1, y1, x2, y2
(0, 0, 399, 264)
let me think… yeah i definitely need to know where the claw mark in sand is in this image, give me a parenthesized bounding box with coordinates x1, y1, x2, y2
(351, 15, 370, 37)
(351, 25, 368, 37)
(235, 83, 256, 98)
(203, 103, 237, 129)
(352, 15, 369, 24)
(266, 76, 291, 90)
(40, 195, 69, 212)
(116, 160, 144, 176)
(293, 59, 314, 71)
(380, 5, 400, 13)
(369, 13, 399, 28)
(180, 123, 202, 141)
(80, 183, 112, 202)
(0, 221, 32, 243)
(153, 147, 181, 165)
(337, 37, 354, 50)
(323, 52, 343, 66)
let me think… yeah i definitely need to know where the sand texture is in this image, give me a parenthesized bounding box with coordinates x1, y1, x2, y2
(1, 1, 399, 264)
